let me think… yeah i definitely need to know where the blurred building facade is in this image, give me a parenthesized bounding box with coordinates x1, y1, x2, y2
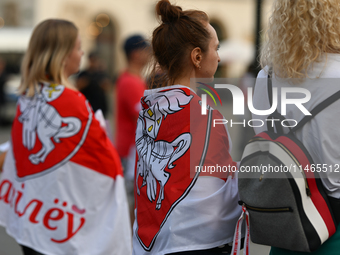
(0, 0, 274, 79)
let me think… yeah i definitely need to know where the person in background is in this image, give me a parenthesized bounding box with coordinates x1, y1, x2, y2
(253, 0, 340, 254)
(0, 58, 9, 126)
(0, 19, 131, 255)
(0, 151, 5, 170)
(115, 34, 150, 222)
(132, 1, 241, 254)
(76, 51, 111, 118)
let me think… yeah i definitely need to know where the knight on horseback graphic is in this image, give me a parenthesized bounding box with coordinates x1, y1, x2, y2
(135, 89, 193, 210)
(18, 83, 81, 165)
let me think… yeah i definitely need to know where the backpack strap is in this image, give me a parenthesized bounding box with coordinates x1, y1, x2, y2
(266, 68, 340, 134)
(290, 90, 340, 133)
(267, 68, 273, 105)
(267, 68, 285, 134)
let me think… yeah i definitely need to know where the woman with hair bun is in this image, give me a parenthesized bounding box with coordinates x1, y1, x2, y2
(133, 1, 241, 254)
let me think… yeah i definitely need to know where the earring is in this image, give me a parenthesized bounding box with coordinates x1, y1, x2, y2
(196, 64, 201, 70)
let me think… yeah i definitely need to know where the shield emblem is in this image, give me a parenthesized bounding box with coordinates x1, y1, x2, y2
(12, 84, 92, 180)
(135, 89, 210, 250)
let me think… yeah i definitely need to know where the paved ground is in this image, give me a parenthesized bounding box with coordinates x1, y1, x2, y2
(0, 226, 23, 255)
(0, 117, 23, 254)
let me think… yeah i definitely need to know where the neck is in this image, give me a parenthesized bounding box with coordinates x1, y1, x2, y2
(127, 62, 144, 76)
(173, 77, 191, 87)
(173, 68, 196, 87)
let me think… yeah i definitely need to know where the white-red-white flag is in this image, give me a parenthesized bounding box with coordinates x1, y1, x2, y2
(0, 83, 132, 255)
(133, 85, 241, 255)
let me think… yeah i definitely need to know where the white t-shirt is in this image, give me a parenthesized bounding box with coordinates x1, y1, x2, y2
(253, 53, 340, 198)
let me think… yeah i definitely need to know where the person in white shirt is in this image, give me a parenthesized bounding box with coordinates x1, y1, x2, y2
(253, 0, 340, 254)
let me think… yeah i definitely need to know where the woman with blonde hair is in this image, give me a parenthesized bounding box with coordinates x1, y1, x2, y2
(0, 19, 131, 255)
(252, 0, 340, 254)
(19, 19, 81, 96)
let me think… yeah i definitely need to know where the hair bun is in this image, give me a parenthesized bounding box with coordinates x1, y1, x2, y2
(156, 0, 183, 24)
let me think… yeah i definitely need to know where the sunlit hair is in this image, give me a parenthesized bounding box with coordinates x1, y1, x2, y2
(19, 19, 78, 96)
(260, 0, 340, 80)
(150, 0, 210, 88)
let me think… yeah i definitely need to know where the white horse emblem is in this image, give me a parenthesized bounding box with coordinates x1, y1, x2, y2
(18, 84, 81, 165)
(136, 89, 193, 209)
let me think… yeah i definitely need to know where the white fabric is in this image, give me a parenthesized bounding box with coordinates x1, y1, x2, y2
(232, 205, 250, 255)
(94, 109, 106, 131)
(253, 53, 340, 198)
(133, 176, 241, 255)
(0, 145, 132, 255)
(0, 141, 9, 152)
(132, 85, 241, 255)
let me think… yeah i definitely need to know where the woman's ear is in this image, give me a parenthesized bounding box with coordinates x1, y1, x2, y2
(191, 47, 202, 70)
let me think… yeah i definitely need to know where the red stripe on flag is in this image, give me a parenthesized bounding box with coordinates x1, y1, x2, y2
(276, 135, 336, 236)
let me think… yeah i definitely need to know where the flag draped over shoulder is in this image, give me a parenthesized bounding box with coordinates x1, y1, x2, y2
(0, 83, 131, 255)
(133, 85, 241, 255)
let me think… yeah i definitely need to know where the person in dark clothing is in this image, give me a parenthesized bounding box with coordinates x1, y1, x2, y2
(76, 52, 110, 117)
(0, 58, 8, 125)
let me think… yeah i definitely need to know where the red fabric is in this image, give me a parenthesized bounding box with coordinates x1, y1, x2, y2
(115, 71, 146, 157)
(12, 87, 122, 180)
(1, 83, 131, 255)
(135, 87, 236, 249)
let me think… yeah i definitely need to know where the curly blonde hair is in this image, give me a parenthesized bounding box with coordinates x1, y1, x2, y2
(260, 0, 340, 80)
